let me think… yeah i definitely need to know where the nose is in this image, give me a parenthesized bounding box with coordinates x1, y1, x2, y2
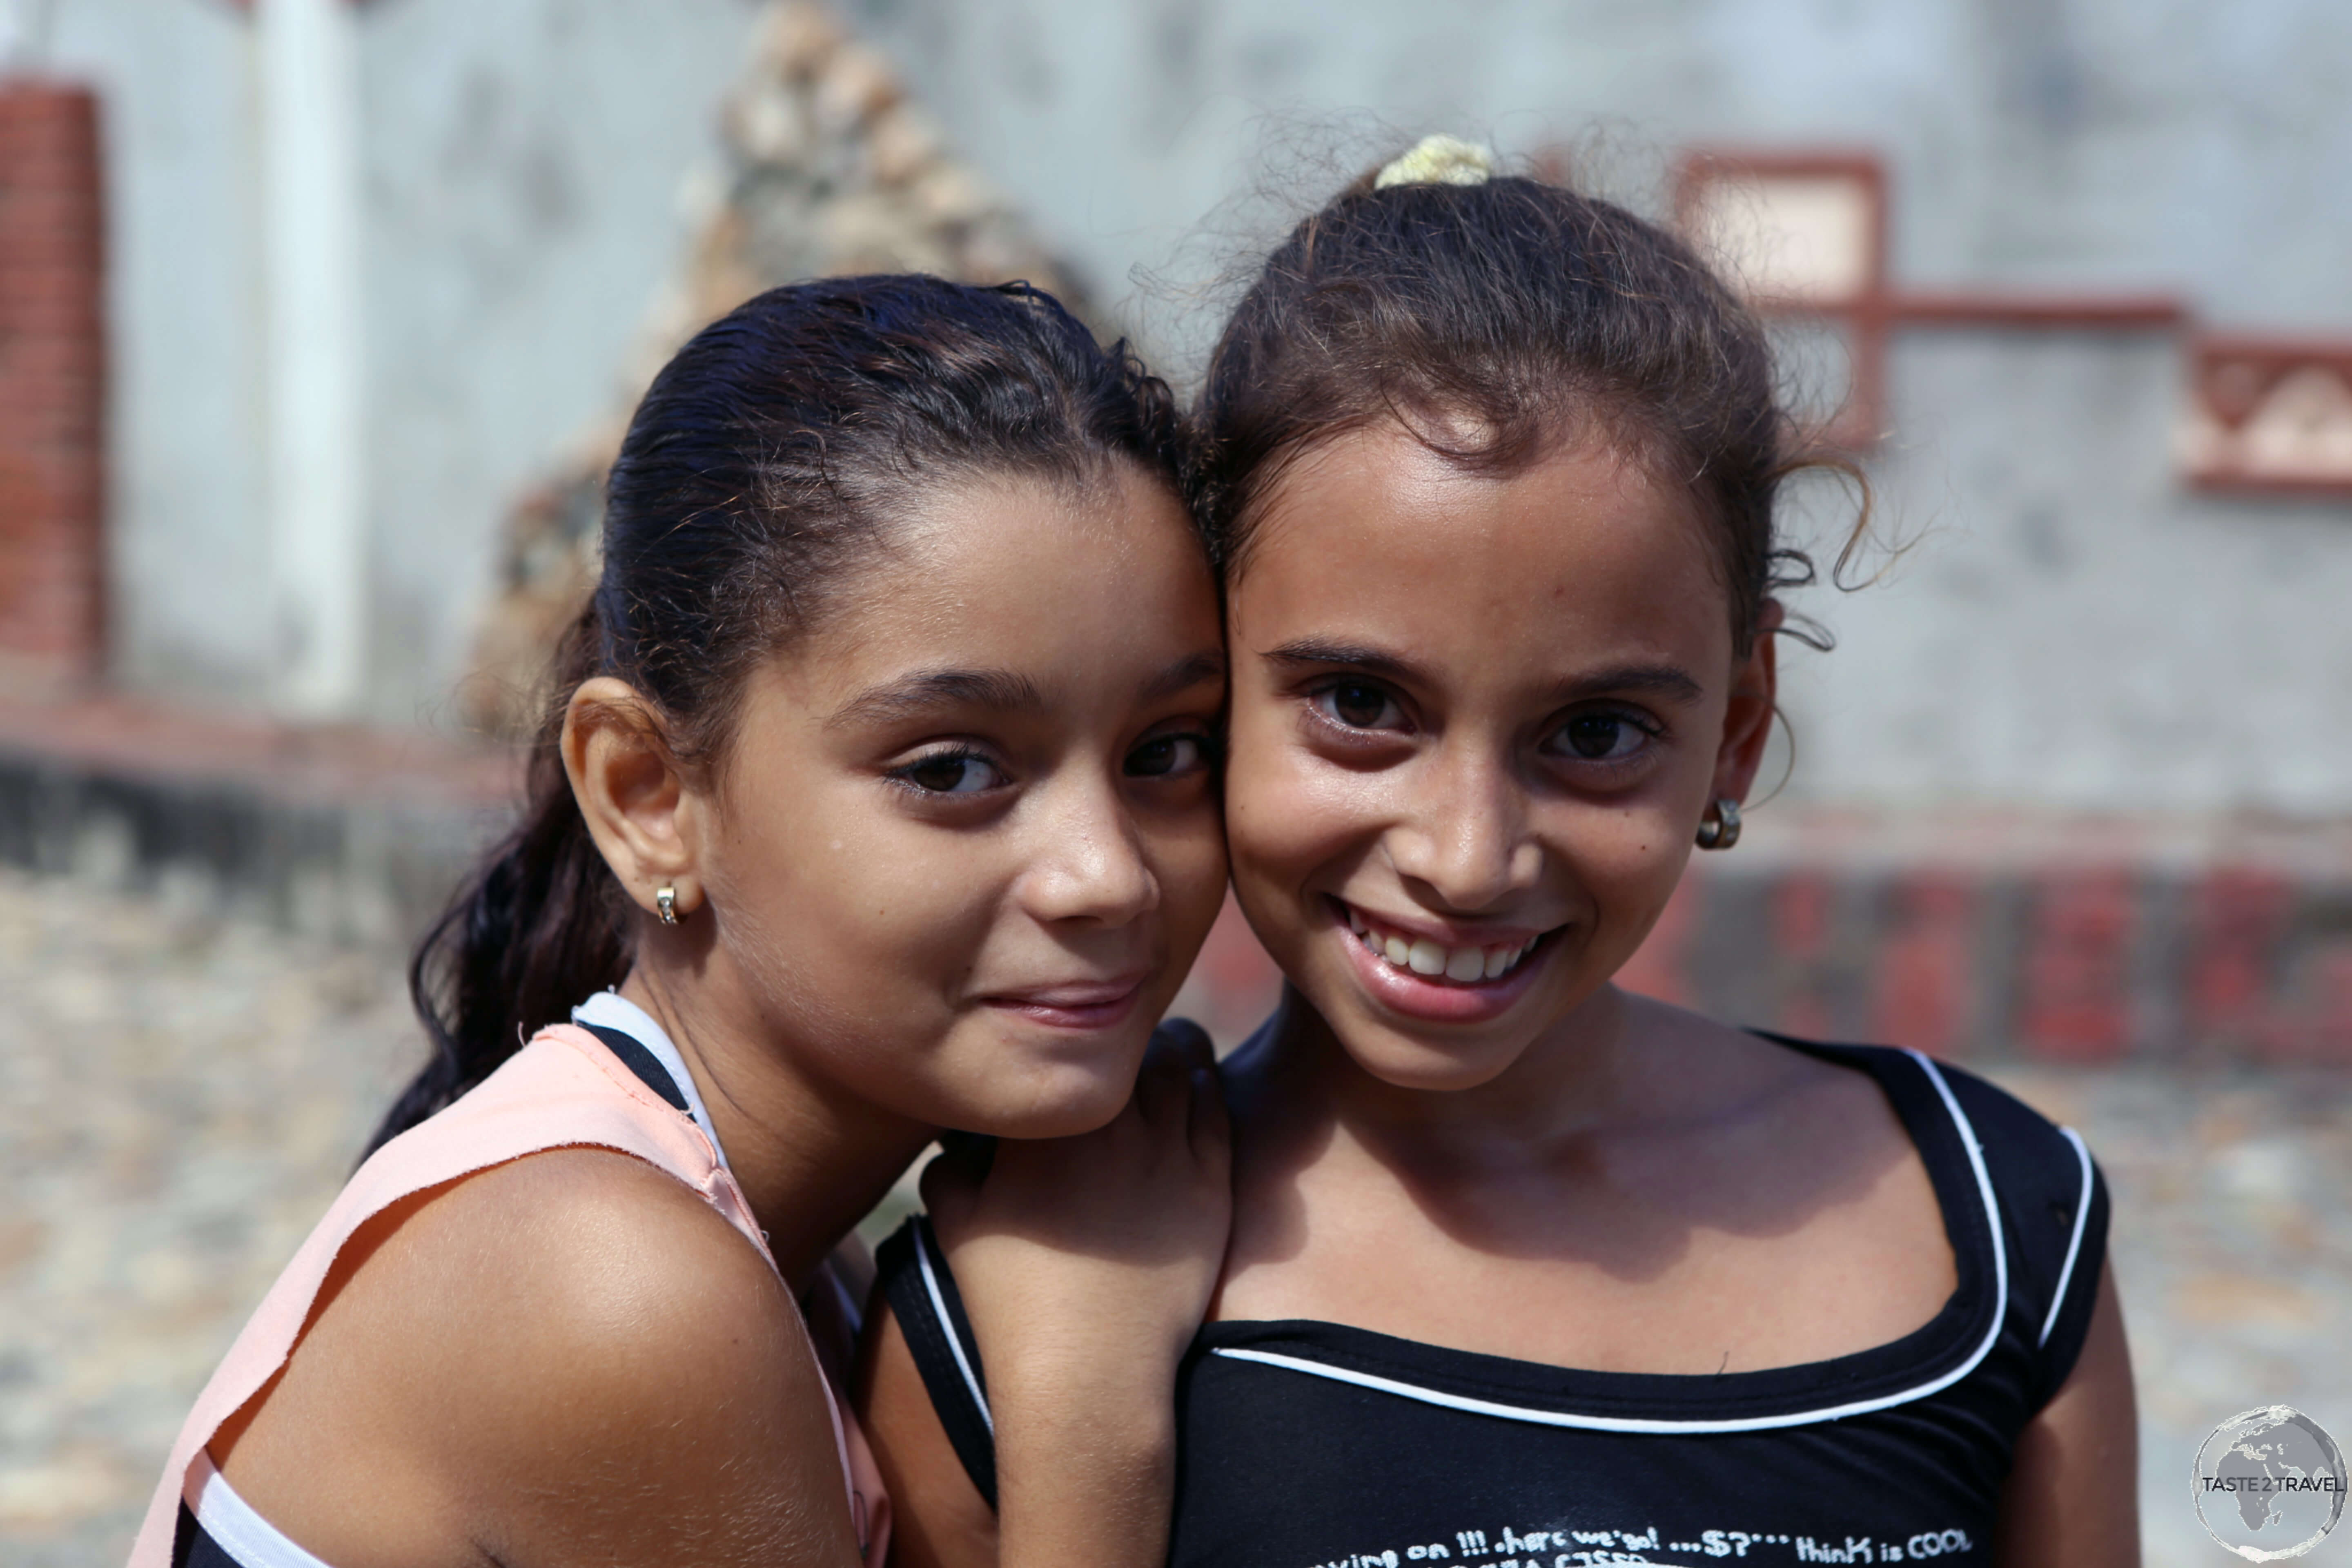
(1386, 739, 1540, 914)
(1016, 773, 1160, 928)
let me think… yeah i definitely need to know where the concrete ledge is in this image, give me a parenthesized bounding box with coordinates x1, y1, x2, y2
(0, 696, 520, 945)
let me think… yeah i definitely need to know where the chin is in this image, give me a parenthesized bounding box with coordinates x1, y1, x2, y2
(979, 1047, 1148, 1140)
(1332, 1014, 1535, 1093)
(985, 1081, 1133, 1139)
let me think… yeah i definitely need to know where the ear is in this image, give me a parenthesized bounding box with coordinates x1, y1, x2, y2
(1710, 599, 1782, 805)
(563, 677, 707, 922)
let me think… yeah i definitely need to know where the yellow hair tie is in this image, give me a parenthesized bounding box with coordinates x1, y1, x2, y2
(1374, 134, 1496, 190)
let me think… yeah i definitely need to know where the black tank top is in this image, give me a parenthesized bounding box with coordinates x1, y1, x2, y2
(876, 1035, 2109, 1568)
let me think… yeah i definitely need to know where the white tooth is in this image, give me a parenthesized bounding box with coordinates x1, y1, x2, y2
(1522, 935, 1539, 956)
(1384, 935, 1412, 966)
(1485, 946, 1513, 979)
(1408, 939, 1446, 975)
(1445, 947, 1485, 982)
(1361, 927, 1379, 951)
(1348, 906, 1366, 934)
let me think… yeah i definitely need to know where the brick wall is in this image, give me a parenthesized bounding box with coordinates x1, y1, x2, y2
(0, 82, 105, 681)
(1172, 810, 2352, 1065)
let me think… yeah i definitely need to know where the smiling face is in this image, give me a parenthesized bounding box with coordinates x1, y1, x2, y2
(1223, 421, 1776, 1091)
(689, 461, 1229, 1136)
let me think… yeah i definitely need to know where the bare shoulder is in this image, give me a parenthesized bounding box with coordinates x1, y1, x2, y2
(1619, 992, 1902, 1140)
(1613, 992, 1956, 1358)
(219, 1147, 859, 1568)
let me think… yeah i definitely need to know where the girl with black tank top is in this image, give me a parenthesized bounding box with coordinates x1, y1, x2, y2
(858, 139, 2140, 1568)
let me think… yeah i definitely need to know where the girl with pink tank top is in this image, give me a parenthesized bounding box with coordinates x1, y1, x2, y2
(133, 276, 1235, 1568)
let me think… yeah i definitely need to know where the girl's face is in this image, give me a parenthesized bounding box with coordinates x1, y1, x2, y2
(1224, 421, 1776, 1091)
(693, 463, 1228, 1136)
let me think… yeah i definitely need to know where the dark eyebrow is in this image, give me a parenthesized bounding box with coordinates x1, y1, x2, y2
(828, 667, 1045, 729)
(1140, 650, 1227, 703)
(1265, 640, 1704, 706)
(1261, 639, 1428, 686)
(1546, 664, 1706, 706)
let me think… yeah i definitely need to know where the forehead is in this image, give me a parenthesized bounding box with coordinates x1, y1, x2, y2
(779, 465, 1216, 702)
(1232, 422, 1733, 676)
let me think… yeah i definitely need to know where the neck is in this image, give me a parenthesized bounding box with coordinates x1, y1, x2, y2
(617, 965, 933, 1289)
(1248, 982, 1643, 1165)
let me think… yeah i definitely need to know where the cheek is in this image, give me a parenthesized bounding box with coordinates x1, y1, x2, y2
(1540, 797, 1696, 950)
(1223, 697, 1379, 903)
(708, 787, 1000, 1006)
(1152, 817, 1236, 966)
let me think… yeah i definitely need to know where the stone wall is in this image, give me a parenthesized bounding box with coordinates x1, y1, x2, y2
(464, 1, 1089, 737)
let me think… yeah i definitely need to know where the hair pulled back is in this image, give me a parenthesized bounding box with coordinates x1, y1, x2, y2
(1200, 162, 1839, 657)
(371, 276, 1189, 1154)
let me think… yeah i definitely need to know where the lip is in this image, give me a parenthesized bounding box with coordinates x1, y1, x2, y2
(981, 974, 1149, 1031)
(1330, 896, 1555, 1025)
(1333, 896, 1543, 953)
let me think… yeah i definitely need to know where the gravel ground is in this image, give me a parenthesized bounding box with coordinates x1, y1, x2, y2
(3, 866, 2345, 1566)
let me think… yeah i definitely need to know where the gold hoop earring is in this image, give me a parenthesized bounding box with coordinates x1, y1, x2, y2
(655, 885, 680, 925)
(1696, 798, 1742, 851)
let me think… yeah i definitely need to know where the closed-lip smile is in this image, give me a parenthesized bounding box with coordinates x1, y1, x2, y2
(982, 974, 1149, 1029)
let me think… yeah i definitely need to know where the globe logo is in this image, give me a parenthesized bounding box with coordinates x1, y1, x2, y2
(2192, 1405, 2346, 1561)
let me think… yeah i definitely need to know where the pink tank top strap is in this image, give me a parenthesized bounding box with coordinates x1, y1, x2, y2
(129, 1023, 888, 1568)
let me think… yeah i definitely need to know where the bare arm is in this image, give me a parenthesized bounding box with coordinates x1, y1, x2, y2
(879, 1023, 1230, 1568)
(1992, 1257, 2140, 1568)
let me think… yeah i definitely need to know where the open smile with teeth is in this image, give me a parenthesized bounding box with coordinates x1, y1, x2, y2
(1344, 903, 1544, 984)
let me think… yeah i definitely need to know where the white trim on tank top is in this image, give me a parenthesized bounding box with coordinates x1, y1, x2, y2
(914, 1218, 995, 1434)
(185, 1452, 336, 1568)
(2038, 1125, 2094, 1348)
(1211, 1050, 2011, 1434)
(573, 989, 726, 1163)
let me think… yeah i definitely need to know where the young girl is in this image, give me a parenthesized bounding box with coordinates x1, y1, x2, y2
(131, 276, 1238, 1568)
(865, 143, 2140, 1568)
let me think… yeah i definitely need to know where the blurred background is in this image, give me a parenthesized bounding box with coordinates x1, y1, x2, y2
(2, 1, 2348, 1563)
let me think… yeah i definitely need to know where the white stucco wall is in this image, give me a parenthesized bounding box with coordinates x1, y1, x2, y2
(42, 0, 272, 697)
(31, 0, 2352, 809)
(36, 0, 757, 722)
(1785, 335, 2352, 813)
(840, 0, 2352, 813)
(356, 0, 757, 728)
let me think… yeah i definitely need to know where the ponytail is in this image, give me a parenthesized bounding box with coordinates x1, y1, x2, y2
(365, 610, 629, 1156)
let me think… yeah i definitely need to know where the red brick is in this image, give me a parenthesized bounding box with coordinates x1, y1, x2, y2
(2305, 945, 2352, 1065)
(2019, 872, 2138, 1061)
(1872, 876, 1976, 1056)
(0, 80, 105, 676)
(2186, 869, 2294, 1049)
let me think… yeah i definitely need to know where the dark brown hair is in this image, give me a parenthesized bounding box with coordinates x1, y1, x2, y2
(1198, 162, 1856, 657)
(370, 275, 1190, 1154)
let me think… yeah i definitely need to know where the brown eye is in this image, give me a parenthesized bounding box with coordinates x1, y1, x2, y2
(894, 751, 1004, 795)
(1319, 682, 1401, 730)
(1551, 712, 1653, 762)
(1126, 733, 1212, 778)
